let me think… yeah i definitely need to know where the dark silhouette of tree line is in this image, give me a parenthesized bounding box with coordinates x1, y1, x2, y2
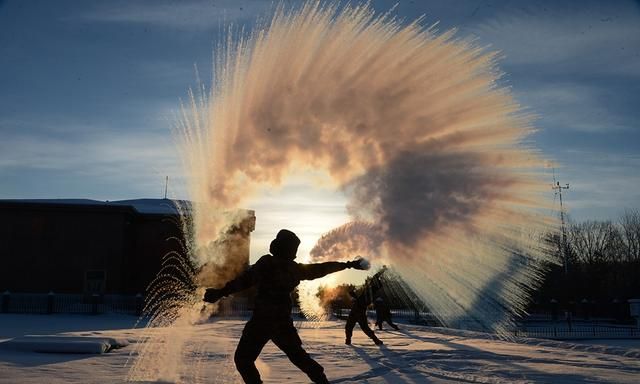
(531, 209, 640, 321)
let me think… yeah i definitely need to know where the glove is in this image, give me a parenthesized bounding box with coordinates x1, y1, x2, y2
(347, 257, 370, 270)
(203, 288, 224, 304)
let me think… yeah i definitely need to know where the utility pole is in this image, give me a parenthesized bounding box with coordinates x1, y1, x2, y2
(552, 176, 570, 274)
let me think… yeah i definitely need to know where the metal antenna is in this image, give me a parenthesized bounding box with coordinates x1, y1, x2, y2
(164, 176, 169, 199)
(551, 169, 570, 274)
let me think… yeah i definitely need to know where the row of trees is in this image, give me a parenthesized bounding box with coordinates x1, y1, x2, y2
(567, 210, 640, 264)
(532, 209, 640, 318)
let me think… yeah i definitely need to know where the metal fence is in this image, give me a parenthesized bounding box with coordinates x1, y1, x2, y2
(0, 292, 143, 315)
(329, 307, 439, 325)
(210, 300, 439, 324)
(1, 293, 439, 326)
(514, 324, 640, 339)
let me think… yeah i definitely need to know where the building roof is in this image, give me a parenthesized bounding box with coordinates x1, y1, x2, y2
(0, 198, 189, 215)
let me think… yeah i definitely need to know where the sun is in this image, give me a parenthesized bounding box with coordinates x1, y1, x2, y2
(244, 170, 351, 264)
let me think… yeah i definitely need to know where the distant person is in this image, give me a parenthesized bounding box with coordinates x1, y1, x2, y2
(374, 297, 399, 331)
(565, 310, 573, 332)
(344, 268, 386, 346)
(203, 229, 369, 384)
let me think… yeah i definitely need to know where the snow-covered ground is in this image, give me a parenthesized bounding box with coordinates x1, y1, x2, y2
(572, 339, 640, 349)
(1, 314, 639, 383)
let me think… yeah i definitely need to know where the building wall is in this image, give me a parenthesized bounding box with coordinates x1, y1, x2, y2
(126, 214, 185, 294)
(0, 204, 131, 293)
(0, 201, 254, 295)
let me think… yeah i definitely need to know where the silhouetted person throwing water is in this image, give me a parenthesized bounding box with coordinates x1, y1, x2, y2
(374, 297, 399, 331)
(203, 229, 369, 384)
(344, 268, 386, 346)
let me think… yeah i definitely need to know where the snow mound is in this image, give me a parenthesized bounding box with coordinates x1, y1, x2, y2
(0, 335, 129, 354)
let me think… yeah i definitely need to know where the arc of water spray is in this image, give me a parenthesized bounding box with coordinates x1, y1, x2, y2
(130, 1, 556, 381)
(179, 1, 554, 335)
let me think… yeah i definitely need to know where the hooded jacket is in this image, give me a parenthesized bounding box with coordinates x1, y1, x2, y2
(216, 254, 350, 319)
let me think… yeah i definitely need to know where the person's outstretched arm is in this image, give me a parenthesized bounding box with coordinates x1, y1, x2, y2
(298, 257, 369, 281)
(203, 256, 267, 303)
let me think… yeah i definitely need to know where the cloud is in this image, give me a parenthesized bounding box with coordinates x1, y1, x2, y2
(74, 0, 274, 31)
(557, 151, 640, 220)
(513, 83, 636, 133)
(450, 2, 640, 136)
(462, 2, 640, 223)
(469, 2, 640, 77)
(0, 117, 185, 199)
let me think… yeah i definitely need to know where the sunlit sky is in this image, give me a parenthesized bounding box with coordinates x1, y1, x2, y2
(1, 0, 639, 264)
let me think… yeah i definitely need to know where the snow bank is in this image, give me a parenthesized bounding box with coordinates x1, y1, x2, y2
(0, 335, 129, 354)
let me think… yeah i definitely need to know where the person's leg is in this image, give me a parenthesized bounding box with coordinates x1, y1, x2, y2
(234, 320, 270, 384)
(272, 322, 329, 384)
(375, 311, 383, 330)
(386, 316, 400, 330)
(345, 312, 356, 345)
(375, 313, 383, 330)
(357, 313, 383, 345)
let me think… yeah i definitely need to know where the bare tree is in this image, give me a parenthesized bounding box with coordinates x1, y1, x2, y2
(568, 220, 619, 264)
(619, 209, 640, 263)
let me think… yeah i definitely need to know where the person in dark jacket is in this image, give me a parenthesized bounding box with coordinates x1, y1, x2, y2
(203, 229, 369, 384)
(344, 268, 386, 346)
(374, 297, 399, 331)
